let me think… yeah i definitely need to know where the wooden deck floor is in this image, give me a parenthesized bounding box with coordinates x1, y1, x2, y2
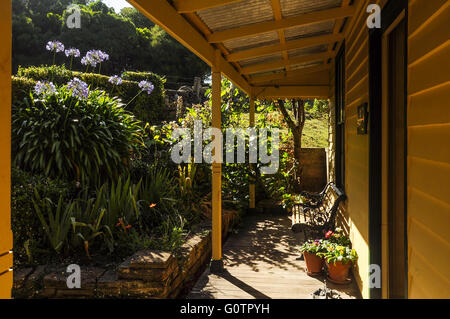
(188, 213, 361, 299)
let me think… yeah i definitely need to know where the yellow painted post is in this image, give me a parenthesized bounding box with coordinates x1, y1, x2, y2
(210, 50, 223, 272)
(0, 0, 13, 299)
(249, 97, 256, 209)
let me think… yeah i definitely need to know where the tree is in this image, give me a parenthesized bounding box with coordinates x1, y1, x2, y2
(12, 0, 210, 80)
(277, 99, 306, 190)
(120, 7, 154, 29)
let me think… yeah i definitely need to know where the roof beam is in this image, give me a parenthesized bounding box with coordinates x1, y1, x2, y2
(249, 64, 331, 84)
(270, 0, 290, 72)
(207, 6, 355, 43)
(227, 33, 343, 62)
(241, 51, 334, 75)
(253, 86, 330, 99)
(324, 0, 351, 64)
(128, 0, 251, 93)
(172, 0, 244, 13)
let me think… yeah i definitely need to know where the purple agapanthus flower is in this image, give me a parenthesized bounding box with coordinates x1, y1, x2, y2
(138, 80, 154, 95)
(46, 41, 65, 53)
(65, 48, 80, 58)
(34, 81, 57, 97)
(109, 75, 122, 86)
(86, 50, 109, 64)
(81, 56, 97, 67)
(66, 78, 89, 100)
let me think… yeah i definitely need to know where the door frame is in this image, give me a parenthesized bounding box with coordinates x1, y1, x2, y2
(381, 9, 408, 299)
(368, 0, 408, 299)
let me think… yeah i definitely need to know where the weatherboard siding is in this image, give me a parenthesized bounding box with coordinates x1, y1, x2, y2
(407, 0, 450, 299)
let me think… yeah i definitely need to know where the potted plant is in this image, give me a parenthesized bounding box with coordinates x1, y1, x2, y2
(324, 227, 351, 246)
(319, 242, 358, 284)
(300, 239, 328, 276)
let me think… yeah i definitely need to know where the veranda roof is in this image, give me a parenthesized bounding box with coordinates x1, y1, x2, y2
(128, 0, 359, 99)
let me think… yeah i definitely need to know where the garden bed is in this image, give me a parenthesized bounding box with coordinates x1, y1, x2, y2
(13, 210, 237, 299)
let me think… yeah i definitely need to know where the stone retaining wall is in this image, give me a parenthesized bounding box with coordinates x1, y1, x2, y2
(13, 213, 237, 299)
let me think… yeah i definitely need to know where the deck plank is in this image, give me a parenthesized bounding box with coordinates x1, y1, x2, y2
(187, 213, 361, 299)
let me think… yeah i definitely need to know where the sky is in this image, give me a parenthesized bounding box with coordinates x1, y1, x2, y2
(101, 0, 132, 13)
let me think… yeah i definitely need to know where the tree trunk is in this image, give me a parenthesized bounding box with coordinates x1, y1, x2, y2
(277, 99, 306, 191)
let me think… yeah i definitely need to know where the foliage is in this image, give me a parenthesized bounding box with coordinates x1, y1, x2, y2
(12, 1, 209, 80)
(70, 186, 114, 258)
(137, 167, 178, 233)
(300, 239, 329, 255)
(177, 163, 203, 226)
(20, 173, 189, 261)
(324, 227, 352, 247)
(12, 76, 39, 109)
(318, 243, 358, 265)
(15, 65, 166, 123)
(12, 84, 143, 186)
(305, 99, 329, 118)
(32, 191, 74, 254)
(11, 167, 73, 264)
(101, 176, 141, 230)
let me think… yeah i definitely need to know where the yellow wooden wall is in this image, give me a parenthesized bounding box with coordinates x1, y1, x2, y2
(0, 0, 12, 299)
(342, 0, 372, 299)
(406, 0, 450, 299)
(328, 0, 373, 299)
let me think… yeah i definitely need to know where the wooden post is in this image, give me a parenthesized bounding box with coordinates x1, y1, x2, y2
(210, 50, 223, 273)
(0, 0, 13, 299)
(249, 97, 256, 209)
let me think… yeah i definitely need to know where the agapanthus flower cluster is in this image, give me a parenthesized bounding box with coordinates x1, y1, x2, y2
(65, 48, 81, 58)
(81, 50, 109, 68)
(138, 80, 154, 95)
(66, 77, 90, 100)
(109, 75, 123, 86)
(46, 41, 65, 53)
(34, 81, 57, 97)
(81, 55, 97, 67)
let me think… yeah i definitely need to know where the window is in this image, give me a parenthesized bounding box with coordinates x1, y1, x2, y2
(335, 44, 345, 191)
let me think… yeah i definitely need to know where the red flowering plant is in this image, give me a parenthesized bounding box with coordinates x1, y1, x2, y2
(116, 217, 132, 235)
(324, 227, 351, 247)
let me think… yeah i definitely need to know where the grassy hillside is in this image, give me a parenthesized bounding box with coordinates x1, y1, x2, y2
(302, 116, 329, 148)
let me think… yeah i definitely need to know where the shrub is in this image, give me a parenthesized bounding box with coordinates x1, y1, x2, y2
(11, 168, 73, 264)
(121, 71, 166, 122)
(12, 77, 37, 107)
(15, 65, 166, 123)
(12, 84, 143, 186)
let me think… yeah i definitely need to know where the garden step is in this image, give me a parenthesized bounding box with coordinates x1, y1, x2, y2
(97, 269, 169, 298)
(117, 251, 178, 282)
(126, 250, 175, 269)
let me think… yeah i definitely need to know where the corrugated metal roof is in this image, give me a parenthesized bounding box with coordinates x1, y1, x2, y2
(280, 0, 342, 18)
(196, 0, 274, 32)
(239, 52, 284, 67)
(223, 31, 279, 53)
(250, 69, 285, 78)
(287, 44, 328, 58)
(290, 61, 324, 70)
(284, 20, 335, 41)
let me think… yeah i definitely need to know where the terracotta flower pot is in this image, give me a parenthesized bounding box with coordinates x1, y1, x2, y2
(303, 251, 323, 276)
(326, 260, 351, 284)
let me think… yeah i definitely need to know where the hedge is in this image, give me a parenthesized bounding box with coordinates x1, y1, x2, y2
(14, 65, 167, 124)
